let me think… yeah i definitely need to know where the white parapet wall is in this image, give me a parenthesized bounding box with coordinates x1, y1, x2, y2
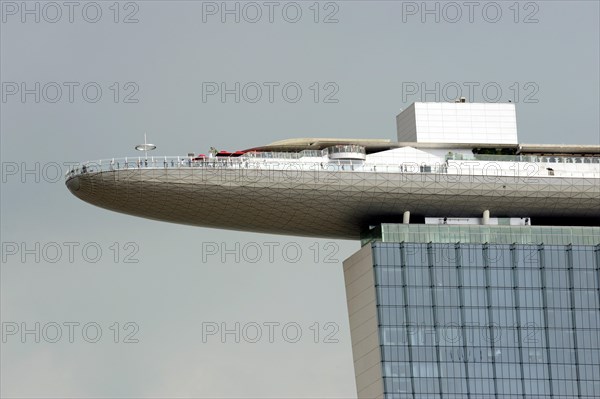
(397, 102, 518, 144)
(425, 217, 532, 226)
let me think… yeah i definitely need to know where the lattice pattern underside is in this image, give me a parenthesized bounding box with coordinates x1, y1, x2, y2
(66, 169, 600, 239)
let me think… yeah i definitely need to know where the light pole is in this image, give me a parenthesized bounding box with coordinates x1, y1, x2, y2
(135, 133, 157, 160)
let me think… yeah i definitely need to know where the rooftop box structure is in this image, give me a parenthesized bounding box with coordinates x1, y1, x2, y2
(396, 101, 518, 144)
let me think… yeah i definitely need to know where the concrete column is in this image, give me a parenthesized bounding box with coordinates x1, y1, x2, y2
(403, 211, 410, 224)
(483, 210, 490, 225)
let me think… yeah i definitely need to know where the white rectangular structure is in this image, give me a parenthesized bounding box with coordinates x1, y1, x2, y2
(397, 102, 518, 144)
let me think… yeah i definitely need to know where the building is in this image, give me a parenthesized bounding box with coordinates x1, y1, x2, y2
(65, 101, 600, 398)
(65, 102, 599, 238)
(345, 223, 599, 398)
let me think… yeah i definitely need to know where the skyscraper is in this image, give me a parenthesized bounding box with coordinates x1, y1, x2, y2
(345, 224, 599, 398)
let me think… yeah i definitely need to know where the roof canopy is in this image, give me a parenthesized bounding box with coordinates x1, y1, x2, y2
(244, 137, 600, 156)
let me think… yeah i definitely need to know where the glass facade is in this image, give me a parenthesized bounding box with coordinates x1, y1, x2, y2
(372, 237, 600, 398)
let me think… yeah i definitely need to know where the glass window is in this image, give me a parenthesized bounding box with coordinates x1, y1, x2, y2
(371, 242, 599, 398)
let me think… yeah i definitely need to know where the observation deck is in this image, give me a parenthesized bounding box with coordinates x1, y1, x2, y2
(66, 148, 600, 181)
(65, 143, 600, 239)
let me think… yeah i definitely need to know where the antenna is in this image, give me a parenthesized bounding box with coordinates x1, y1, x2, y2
(135, 133, 157, 159)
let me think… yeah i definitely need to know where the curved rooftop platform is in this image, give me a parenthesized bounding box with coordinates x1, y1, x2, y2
(65, 153, 600, 239)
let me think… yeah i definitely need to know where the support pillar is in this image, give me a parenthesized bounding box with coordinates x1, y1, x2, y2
(482, 209, 490, 225)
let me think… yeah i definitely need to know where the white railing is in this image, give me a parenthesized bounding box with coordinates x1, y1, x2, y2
(65, 155, 600, 181)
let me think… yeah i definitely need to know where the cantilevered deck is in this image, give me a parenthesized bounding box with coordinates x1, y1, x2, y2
(65, 145, 600, 239)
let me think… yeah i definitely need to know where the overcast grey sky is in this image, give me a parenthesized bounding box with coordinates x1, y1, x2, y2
(1, 1, 599, 397)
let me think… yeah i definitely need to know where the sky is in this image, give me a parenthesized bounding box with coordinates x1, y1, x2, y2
(1, 1, 599, 397)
